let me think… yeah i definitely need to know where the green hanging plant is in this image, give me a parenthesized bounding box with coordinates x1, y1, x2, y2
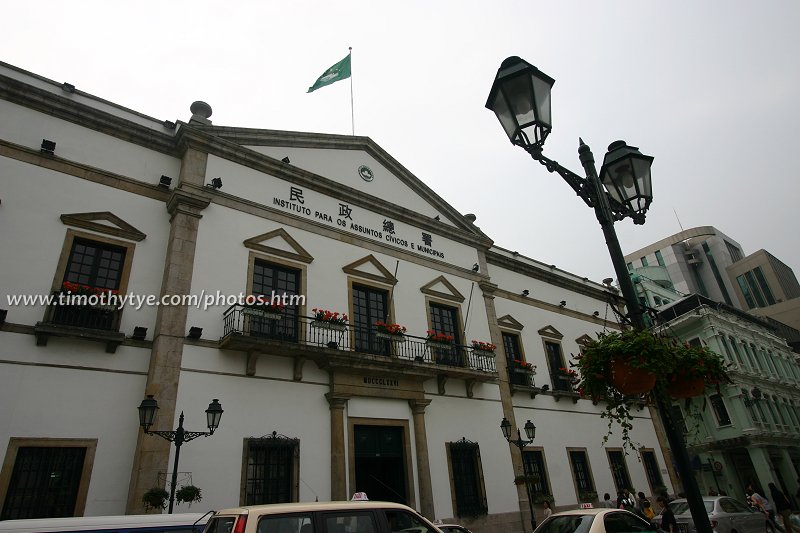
(573, 329, 731, 453)
(142, 487, 169, 511)
(175, 484, 203, 507)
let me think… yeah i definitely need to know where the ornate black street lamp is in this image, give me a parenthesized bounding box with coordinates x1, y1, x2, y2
(501, 417, 538, 531)
(137, 395, 223, 513)
(487, 56, 712, 533)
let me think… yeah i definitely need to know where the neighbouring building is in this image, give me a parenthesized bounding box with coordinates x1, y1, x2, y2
(656, 295, 800, 501)
(0, 61, 674, 527)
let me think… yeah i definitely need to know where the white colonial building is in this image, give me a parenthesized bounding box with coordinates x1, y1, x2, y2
(0, 61, 673, 530)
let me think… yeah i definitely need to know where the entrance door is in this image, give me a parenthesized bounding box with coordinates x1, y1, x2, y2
(354, 425, 407, 504)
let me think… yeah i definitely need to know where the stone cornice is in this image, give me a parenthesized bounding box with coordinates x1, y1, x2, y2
(0, 73, 176, 156)
(166, 188, 212, 218)
(486, 250, 621, 302)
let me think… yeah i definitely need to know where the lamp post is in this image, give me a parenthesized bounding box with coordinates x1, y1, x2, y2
(486, 56, 712, 533)
(137, 395, 223, 513)
(501, 417, 538, 531)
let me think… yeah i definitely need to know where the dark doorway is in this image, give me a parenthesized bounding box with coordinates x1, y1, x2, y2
(354, 425, 407, 504)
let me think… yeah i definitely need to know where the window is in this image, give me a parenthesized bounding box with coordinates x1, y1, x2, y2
(671, 405, 688, 435)
(385, 509, 438, 533)
(568, 450, 595, 494)
(603, 512, 654, 533)
(523, 450, 551, 496)
(49, 236, 131, 331)
(503, 332, 531, 387)
(640, 256, 649, 267)
(752, 267, 776, 305)
(352, 284, 390, 355)
(607, 450, 632, 493)
(545, 341, 570, 391)
(252, 260, 300, 341)
(243, 434, 299, 505)
(744, 271, 766, 307)
(709, 394, 731, 426)
(702, 242, 733, 306)
(655, 250, 665, 267)
(0, 438, 96, 519)
(429, 302, 463, 367)
(736, 275, 756, 309)
(640, 450, 664, 492)
(724, 241, 743, 262)
(447, 438, 487, 517)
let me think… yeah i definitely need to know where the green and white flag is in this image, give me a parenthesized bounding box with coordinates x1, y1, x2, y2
(307, 53, 351, 93)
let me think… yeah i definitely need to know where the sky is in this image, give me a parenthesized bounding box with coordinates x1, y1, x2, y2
(3, 1, 799, 285)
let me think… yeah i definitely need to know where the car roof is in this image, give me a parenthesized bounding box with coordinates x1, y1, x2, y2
(548, 508, 623, 516)
(212, 501, 417, 516)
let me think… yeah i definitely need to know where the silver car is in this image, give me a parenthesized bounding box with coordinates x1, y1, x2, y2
(669, 496, 772, 533)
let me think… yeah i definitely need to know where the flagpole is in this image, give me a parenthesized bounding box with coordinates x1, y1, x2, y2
(349, 47, 354, 136)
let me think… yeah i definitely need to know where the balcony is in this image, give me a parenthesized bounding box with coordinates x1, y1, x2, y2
(34, 293, 125, 353)
(219, 305, 497, 395)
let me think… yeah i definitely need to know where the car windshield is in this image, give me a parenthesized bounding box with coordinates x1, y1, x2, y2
(669, 501, 714, 515)
(536, 514, 594, 533)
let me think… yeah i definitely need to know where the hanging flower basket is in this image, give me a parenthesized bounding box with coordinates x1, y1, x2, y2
(667, 378, 706, 399)
(610, 359, 657, 395)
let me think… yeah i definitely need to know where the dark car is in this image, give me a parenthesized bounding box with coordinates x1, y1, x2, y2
(669, 496, 773, 533)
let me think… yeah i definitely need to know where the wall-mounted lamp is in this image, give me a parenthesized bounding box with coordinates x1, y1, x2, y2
(187, 326, 203, 339)
(434, 215, 440, 221)
(207, 177, 223, 189)
(593, 311, 600, 317)
(0, 309, 7, 324)
(159, 175, 172, 189)
(40, 139, 56, 155)
(131, 326, 147, 340)
(602, 278, 614, 286)
(540, 384, 550, 392)
(281, 156, 291, 164)
(522, 289, 530, 297)
(559, 300, 567, 307)
(163, 120, 176, 129)
(62, 82, 75, 93)
(472, 263, 480, 272)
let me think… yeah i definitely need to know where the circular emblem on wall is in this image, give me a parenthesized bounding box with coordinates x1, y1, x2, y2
(358, 165, 374, 182)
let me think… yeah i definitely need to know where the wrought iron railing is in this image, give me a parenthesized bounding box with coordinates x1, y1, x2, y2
(508, 363, 535, 387)
(42, 292, 121, 331)
(222, 305, 496, 373)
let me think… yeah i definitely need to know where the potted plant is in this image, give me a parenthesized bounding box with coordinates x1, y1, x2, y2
(471, 340, 496, 354)
(175, 484, 202, 507)
(60, 281, 120, 311)
(511, 359, 535, 374)
(426, 330, 454, 346)
(142, 486, 169, 511)
(311, 308, 349, 331)
(242, 295, 284, 319)
(374, 321, 407, 341)
(574, 328, 730, 452)
(513, 474, 540, 485)
(666, 342, 729, 398)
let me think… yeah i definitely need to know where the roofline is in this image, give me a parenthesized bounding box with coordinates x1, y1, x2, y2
(624, 226, 723, 260)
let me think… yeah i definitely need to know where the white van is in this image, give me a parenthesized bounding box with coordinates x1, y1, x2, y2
(203, 501, 441, 533)
(0, 511, 211, 533)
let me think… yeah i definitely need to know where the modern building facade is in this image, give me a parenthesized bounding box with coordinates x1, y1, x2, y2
(0, 62, 673, 527)
(656, 295, 800, 501)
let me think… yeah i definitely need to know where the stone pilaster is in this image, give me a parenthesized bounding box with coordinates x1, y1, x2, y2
(409, 399, 434, 519)
(126, 148, 210, 513)
(326, 392, 350, 501)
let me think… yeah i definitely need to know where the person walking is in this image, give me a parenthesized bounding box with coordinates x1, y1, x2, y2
(657, 496, 677, 533)
(768, 482, 795, 533)
(602, 493, 615, 508)
(542, 500, 553, 519)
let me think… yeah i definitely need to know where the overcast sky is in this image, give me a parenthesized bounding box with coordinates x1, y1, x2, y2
(3, 1, 798, 285)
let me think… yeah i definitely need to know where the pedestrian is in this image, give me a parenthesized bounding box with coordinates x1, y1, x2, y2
(643, 500, 656, 523)
(657, 496, 677, 533)
(768, 482, 795, 533)
(542, 500, 553, 519)
(619, 489, 636, 511)
(747, 484, 777, 530)
(602, 493, 615, 508)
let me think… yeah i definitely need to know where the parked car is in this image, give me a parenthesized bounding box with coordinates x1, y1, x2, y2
(435, 524, 472, 533)
(203, 501, 442, 533)
(533, 508, 655, 533)
(669, 496, 773, 533)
